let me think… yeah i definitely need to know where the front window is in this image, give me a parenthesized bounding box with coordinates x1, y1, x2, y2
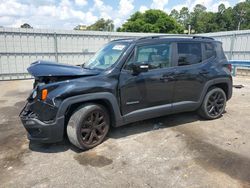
(124, 43, 171, 70)
(136, 43, 171, 69)
(83, 42, 129, 70)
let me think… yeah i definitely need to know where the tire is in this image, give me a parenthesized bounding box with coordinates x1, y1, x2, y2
(67, 103, 110, 150)
(198, 87, 227, 120)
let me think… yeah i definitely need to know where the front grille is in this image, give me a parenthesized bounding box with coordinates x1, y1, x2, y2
(20, 103, 38, 119)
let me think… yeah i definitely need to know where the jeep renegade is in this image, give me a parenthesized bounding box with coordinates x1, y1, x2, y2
(20, 35, 232, 150)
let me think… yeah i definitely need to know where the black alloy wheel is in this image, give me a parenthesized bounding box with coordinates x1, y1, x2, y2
(67, 104, 110, 150)
(80, 110, 108, 146)
(198, 87, 227, 120)
(206, 90, 225, 117)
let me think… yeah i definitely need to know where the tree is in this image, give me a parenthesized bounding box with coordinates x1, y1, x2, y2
(118, 9, 183, 33)
(233, 0, 250, 30)
(170, 9, 179, 21)
(218, 3, 226, 14)
(87, 19, 114, 31)
(117, 1, 250, 34)
(193, 4, 207, 13)
(179, 7, 191, 28)
(215, 4, 234, 31)
(191, 3, 240, 32)
(222, 7, 235, 30)
(189, 4, 219, 33)
(20, 23, 32, 29)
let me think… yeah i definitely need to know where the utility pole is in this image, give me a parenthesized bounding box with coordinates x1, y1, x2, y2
(237, 21, 241, 31)
(237, 9, 246, 30)
(188, 24, 191, 35)
(184, 25, 195, 35)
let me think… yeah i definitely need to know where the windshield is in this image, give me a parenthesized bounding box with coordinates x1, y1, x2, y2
(83, 42, 129, 70)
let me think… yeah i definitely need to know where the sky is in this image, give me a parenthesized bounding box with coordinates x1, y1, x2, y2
(0, 0, 242, 30)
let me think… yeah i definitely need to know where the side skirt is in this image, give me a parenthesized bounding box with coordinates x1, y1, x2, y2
(118, 101, 199, 126)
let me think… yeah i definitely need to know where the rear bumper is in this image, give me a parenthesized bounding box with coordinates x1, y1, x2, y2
(20, 103, 65, 143)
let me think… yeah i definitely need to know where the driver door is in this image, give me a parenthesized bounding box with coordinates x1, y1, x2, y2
(118, 42, 175, 115)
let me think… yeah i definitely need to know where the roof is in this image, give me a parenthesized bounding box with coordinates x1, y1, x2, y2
(111, 35, 218, 44)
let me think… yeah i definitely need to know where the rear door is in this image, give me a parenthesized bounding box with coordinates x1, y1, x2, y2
(172, 42, 212, 105)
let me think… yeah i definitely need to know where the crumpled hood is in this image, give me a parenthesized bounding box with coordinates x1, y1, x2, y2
(27, 60, 100, 77)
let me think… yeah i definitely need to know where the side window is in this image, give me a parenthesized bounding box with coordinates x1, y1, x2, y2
(136, 43, 171, 70)
(177, 43, 202, 66)
(214, 42, 226, 59)
(204, 42, 216, 60)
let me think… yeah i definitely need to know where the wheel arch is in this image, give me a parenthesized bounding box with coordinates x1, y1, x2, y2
(208, 83, 230, 100)
(64, 99, 116, 128)
(56, 92, 123, 131)
(200, 77, 232, 104)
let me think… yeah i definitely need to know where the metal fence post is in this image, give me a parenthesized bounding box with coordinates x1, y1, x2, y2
(232, 65, 236, 76)
(54, 32, 58, 62)
(108, 33, 111, 42)
(229, 33, 236, 60)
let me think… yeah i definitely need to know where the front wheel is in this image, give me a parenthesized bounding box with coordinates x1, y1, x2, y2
(198, 87, 227, 120)
(67, 104, 110, 150)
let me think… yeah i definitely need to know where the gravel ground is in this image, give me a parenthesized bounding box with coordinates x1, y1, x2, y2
(0, 77, 250, 188)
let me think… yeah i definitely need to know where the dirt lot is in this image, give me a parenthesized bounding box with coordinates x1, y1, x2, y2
(0, 77, 250, 188)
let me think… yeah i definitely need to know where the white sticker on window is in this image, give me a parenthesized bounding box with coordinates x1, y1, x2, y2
(112, 45, 125, 51)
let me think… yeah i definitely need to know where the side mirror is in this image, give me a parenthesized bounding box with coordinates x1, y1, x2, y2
(132, 63, 149, 75)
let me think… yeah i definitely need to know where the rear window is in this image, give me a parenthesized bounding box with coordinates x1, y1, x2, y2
(204, 42, 216, 60)
(214, 42, 226, 60)
(177, 43, 202, 66)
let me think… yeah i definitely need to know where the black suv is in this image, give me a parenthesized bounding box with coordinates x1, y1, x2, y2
(20, 35, 232, 150)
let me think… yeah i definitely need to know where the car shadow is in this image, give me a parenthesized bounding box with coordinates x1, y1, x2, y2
(29, 138, 83, 153)
(108, 112, 202, 139)
(29, 112, 203, 153)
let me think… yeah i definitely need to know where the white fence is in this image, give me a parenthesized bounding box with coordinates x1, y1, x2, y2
(0, 28, 250, 80)
(205, 30, 250, 60)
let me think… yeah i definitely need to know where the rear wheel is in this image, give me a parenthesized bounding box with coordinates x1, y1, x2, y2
(198, 87, 227, 120)
(67, 104, 110, 150)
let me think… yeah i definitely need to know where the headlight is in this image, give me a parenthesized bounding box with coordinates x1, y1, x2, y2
(32, 90, 37, 99)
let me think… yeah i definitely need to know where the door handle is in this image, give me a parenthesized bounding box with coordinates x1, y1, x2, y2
(160, 75, 174, 81)
(199, 70, 209, 74)
(174, 70, 181, 74)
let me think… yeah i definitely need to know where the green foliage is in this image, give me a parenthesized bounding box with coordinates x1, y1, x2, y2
(215, 6, 234, 31)
(170, 9, 179, 21)
(20, 23, 32, 29)
(189, 5, 218, 33)
(168, 1, 250, 33)
(101, 1, 250, 34)
(179, 7, 191, 28)
(87, 18, 114, 31)
(117, 9, 183, 33)
(233, 0, 250, 30)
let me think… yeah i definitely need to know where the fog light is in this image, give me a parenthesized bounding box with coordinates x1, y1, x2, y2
(26, 120, 35, 125)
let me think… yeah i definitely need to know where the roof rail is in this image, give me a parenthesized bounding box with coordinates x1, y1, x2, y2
(137, 34, 214, 41)
(111, 37, 136, 42)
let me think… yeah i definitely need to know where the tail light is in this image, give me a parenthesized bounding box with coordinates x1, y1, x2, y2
(227, 64, 232, 72)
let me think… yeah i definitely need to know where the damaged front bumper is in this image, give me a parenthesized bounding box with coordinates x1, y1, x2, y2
(19, 102, 65, 143)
